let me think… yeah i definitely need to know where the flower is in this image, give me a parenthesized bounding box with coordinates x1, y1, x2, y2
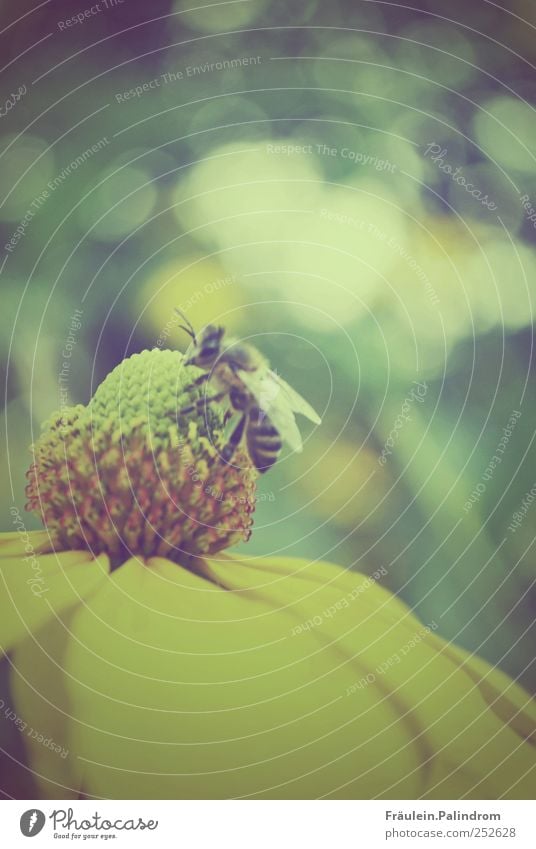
(1, 349, 535, 799)
(25, 349, 257, 565)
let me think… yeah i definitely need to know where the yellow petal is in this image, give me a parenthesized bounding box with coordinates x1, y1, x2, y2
(64, 556, 420, 799)
(434, 639, 536, 744)
(13, 551, 536, 800)
(213, 556, 536, 799)
(0, 531, 109, 655)
(11, 613, 81, 799)
(0, 530, 51, 557)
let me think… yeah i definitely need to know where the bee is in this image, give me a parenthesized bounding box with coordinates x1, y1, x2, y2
(175, 308, 321, 473)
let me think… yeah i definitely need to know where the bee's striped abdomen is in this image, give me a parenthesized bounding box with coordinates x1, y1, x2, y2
(247, 411, 282, 473)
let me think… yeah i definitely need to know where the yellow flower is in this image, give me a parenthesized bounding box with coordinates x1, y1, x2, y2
(1, 350, 535, 799)
(25, 349, 256, 563)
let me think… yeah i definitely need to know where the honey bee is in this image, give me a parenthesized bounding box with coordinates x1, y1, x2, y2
(175, 308, 321, 473)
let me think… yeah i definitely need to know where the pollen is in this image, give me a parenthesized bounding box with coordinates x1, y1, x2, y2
(25, 349, 257, 565)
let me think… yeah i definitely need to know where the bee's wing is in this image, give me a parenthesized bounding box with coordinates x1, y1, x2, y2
(267, 370, 321, 424)
(264, 399, 303, 453)
(238, 369, 304, 453)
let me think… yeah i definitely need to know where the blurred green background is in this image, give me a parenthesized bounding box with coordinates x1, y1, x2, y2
(1, 0, 536, 793)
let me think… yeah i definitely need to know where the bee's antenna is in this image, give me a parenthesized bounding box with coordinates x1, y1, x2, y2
(174, 306, 197, 342)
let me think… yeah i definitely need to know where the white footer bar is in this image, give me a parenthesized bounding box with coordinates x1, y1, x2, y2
(1, 799, 534, 848)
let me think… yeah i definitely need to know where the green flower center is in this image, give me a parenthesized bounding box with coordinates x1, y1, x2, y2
(25, 349, 257, 565)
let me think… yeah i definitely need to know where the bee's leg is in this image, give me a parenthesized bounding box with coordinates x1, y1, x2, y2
(220, 414, 247, 465)
(181, 371, 210, 394)
(178, 392, 226, 416)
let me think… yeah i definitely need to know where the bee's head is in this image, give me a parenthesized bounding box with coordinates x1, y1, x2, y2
(184, 324, 225, 369)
